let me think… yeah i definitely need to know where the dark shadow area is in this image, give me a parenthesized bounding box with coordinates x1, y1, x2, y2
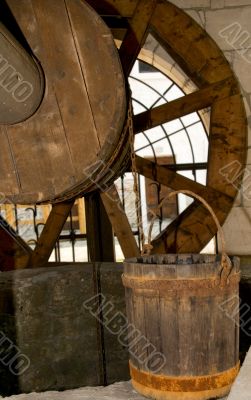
(0, 274, 20, 397)
(0, 0, 33, 54)
(239, 277, 251, 363)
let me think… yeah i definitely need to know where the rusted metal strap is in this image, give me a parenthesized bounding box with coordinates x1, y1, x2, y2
(122, 272, 240, 292)
(130, 361, 240, 393)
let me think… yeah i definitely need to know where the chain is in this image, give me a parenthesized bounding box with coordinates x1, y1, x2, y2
(128, 98, 146, 254)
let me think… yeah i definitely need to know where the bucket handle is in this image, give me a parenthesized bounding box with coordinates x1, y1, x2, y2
(142, 190, 232, 284)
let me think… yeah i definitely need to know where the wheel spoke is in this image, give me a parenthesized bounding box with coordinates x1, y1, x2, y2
(133, 78, 237, 133)
(151, 201, 228, 253)
(136, 156, 234, 253)
(85, 0, 137, 18)
(101, 185, 140, 258)
(0, 215, 32, 270)
(29, 200, 75, 268)
(135, 156, 233, 213)
(119, 0, 158, 77)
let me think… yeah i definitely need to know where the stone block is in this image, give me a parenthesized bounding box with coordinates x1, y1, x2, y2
(222, 207, 251, 255)
(0, 263, 129, 396)
(211, 0, 225, 9)
(228, 347, 251, 400)
(205, 8, 251, 51)
(233, 52, 251, 93)
(225, 0, 251, 6)
(185, 10, 205, 27)
(169, 0, 210, 8)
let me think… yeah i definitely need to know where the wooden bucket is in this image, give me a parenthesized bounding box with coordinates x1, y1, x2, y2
(123, 191, 240, 400)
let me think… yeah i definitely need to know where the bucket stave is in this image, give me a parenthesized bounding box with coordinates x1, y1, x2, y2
(123, 254, 240, 400)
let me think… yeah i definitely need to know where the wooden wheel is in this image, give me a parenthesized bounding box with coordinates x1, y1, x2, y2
(88, 0, 247, 255)
(1, 0, 127, 204)
(0, 0, 247, 269)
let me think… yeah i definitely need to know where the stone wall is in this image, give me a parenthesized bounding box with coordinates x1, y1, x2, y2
(0, 264, 129, 396)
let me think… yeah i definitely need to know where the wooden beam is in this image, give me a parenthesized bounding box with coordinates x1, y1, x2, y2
(85, 192, 115, 262)
(207, 94, 247, 198)
(84, 0, 247, 255)
(134, 156, 234, 254)
(133, 77, 238, 133)
(0, 216, 32, 270)
(135, 156, 234, 212)
(151, 201, 222, 254)
(85, 0, 137, 17)
(119, 0, 158, 76)
(101, 185, 140, 258)
(28, 200, 75, 268)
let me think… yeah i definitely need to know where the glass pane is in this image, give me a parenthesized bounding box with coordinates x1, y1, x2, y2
(169, 131, 193, 163)
(132, 100, 147, 115)
(129, 77, 161, 109)
(163, 119, 183, 135)
(135, 132, 151, 151)
(178, 193, 194, 214)
(181, 112, 200, 126)
(145, 126, 166, 142)
(165, 85, 184, 101)
(186, 122, 209, 163)
(59, 240, 75, 262)
(196, 170, 207, 185)
(75, 240, 88, 262)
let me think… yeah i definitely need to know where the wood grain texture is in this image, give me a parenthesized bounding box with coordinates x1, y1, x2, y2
(133, 77, 238, 134)
(1, 0, 247, 255)
(2, 0, 126, 204)
(123, 255, 240, 378)
(135, 156, 233, 215)
(28, 200, 75, 268)
(101, 185, 140, 258)
(87, 0, 247, 253)
(85, 0, 138, 17)
(119, 0, 157, 77)
(0, 22, 44, 124)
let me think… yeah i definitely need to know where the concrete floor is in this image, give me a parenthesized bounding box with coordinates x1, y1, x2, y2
(0, 382, 229, 400)
(0, 382, 146, 400)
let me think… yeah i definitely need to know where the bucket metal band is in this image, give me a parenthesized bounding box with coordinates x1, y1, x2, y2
(129, 361, 240, 393)
(122, 272, 240, 293)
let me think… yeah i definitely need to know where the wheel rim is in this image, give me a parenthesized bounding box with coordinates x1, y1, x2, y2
(90, 0, 247, 254)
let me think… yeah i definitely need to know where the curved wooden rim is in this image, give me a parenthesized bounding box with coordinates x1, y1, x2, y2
(88, 0, 247, 254)
(2, 0, 127, 204)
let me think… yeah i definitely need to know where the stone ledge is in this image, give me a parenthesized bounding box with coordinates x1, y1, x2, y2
(0, 382, 145, 400)
(228, 347, 251, 400)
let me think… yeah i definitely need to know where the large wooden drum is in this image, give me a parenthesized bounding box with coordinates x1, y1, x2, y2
(0, 0, 127, 204)
(123, 254, 240, 400)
